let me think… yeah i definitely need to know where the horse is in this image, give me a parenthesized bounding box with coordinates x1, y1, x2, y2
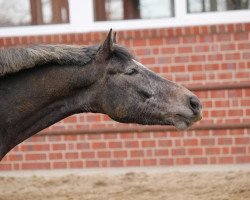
(0, 29, 202, 160)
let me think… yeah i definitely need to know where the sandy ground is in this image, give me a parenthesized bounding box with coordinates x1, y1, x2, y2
(0, 170, 250, 200)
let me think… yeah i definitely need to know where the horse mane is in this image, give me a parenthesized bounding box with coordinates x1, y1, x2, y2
(0, 44, 134, 77)
(0, 44, 98, 77)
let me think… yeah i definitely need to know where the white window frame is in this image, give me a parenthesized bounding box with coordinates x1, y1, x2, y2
(0, 0, 250, 37)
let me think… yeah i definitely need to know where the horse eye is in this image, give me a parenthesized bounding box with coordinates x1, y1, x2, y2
(107, 69, 117, 75)
(125, 68, 137, 75)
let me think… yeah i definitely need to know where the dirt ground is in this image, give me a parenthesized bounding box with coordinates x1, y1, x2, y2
(0, 170, 250, 200)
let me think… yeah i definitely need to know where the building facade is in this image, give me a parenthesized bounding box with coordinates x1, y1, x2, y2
(0, 0, 250, 170)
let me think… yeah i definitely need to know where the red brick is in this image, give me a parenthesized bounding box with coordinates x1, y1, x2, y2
(212, 130, 227, 136)
(191, 55, 206, 62)
(204, 64, 219, 71)
(216, 34, 231, 42)
(103, 133, 117, 139)
(236, 156, 250, 163)
(135, 48, 151, 56)
(137, 132, 151, 138)
(236, 72, 250, 79)
(108, 141, 122, 148)
(0, 164, 12, 170)
(182, 36, 196, 43)
(228, 90, 242, 97)
(22, 162, 50, 170)
(183, 139, 198, 146)
(126, 159, 140, 167)
(21, 144, 50, 151)
(97, 151, 111, 158)
(53, 162, 67, 169)
(158, 139, 172, 147)
(228, 109, 243, 116)
(205, 147, 220, 155)
(158, 57, 172, 64)
(225, 53, 240, 60)
(221, 44, 235, 51)
(166, 37, 180, 44)
(218, 157, 234, 164)
(65, 152, 78, 159)
(215, 100, 230, 107)
(243, 53, 250, 60)
(81, 152, 95, 159)
(235, 137, 250, 145)
(153, 132, 168, 138)
(113, 151, 128, 158)
(25, 153, 46, 161)
(130, 150, 144, 157)
(199, 35, 214, 43)
(87, 134, 101, 140)
(178, 46, 192, 53)
(63, 135, 78, 141)
(194, 45, 209, 52)
(155, 149, 169, 156)
(218, 138, 232, 145)
(238, 42, 250, 50)
(0, 38, 4, 46)
(52, 144, 66, 151)
(26, 136, 46, 143)
(120, 133, 135, 139)
(92, 142, 106, 149)
(193, 157, 208, 164)
(141, 140, 156, 147)
(124, 141, 139, 148)
(160, 158, 174, 165)
(143, 159, 157, 166)
(207, 54, 223, 61)
(232, 147, 246, 154)
(141, 57, 155, 65)
(86, 115, 101, 122)
(8, 154, 23, 161)
(188, 148, 202, 155)
(175, 56, 189, 63)
(234, 32, 248, 41)
(149, 38, 163, 45)
(77, 142, 90, 149)
(221, 63, 236, 70)
(49, 153, 62, 160)
(194, 130, 210, 137)
(192, 73, 206, 81)
(245, 23, 250, 31)
(161, 47, 175, 54)
(210, 91, 226, 98)
(48, 135, 62, 142)
(241, 100, 250, 106)
(201, 138, 215, 146)
(69, 161, 83, 168)
(218, 72, 233, 79)
(110, 160, 124, 167)
(172, 148, 185, 156)
(176, 157, 191, 165)
(86, 160, 99, 168)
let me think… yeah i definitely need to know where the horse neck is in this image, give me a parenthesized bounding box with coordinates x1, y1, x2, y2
(0, 63, 101, 159)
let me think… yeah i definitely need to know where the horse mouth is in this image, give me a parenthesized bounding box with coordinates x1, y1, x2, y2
(173, 114, 201, 130)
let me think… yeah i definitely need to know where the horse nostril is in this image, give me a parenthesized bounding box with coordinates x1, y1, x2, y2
(189, 96, 202, 115)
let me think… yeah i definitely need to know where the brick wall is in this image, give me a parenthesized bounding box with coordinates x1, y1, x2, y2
(0, 23, 249, 170)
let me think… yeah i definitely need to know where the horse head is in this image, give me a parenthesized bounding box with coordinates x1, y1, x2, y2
(92, 30, 202, 130)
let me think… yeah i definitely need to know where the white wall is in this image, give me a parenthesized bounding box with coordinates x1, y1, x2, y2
(0, 0, 250, 37)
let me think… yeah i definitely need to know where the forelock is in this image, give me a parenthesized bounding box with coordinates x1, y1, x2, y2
(112, 45, 134, 61)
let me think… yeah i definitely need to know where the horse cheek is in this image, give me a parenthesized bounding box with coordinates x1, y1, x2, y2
(115, 105, 127, 119)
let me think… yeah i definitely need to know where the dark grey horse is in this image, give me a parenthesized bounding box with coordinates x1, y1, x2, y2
(0, 30, 202, 160)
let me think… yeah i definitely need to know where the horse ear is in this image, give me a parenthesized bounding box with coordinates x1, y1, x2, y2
(96, 29, 114, 61)
(113, 32, 117, 44)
